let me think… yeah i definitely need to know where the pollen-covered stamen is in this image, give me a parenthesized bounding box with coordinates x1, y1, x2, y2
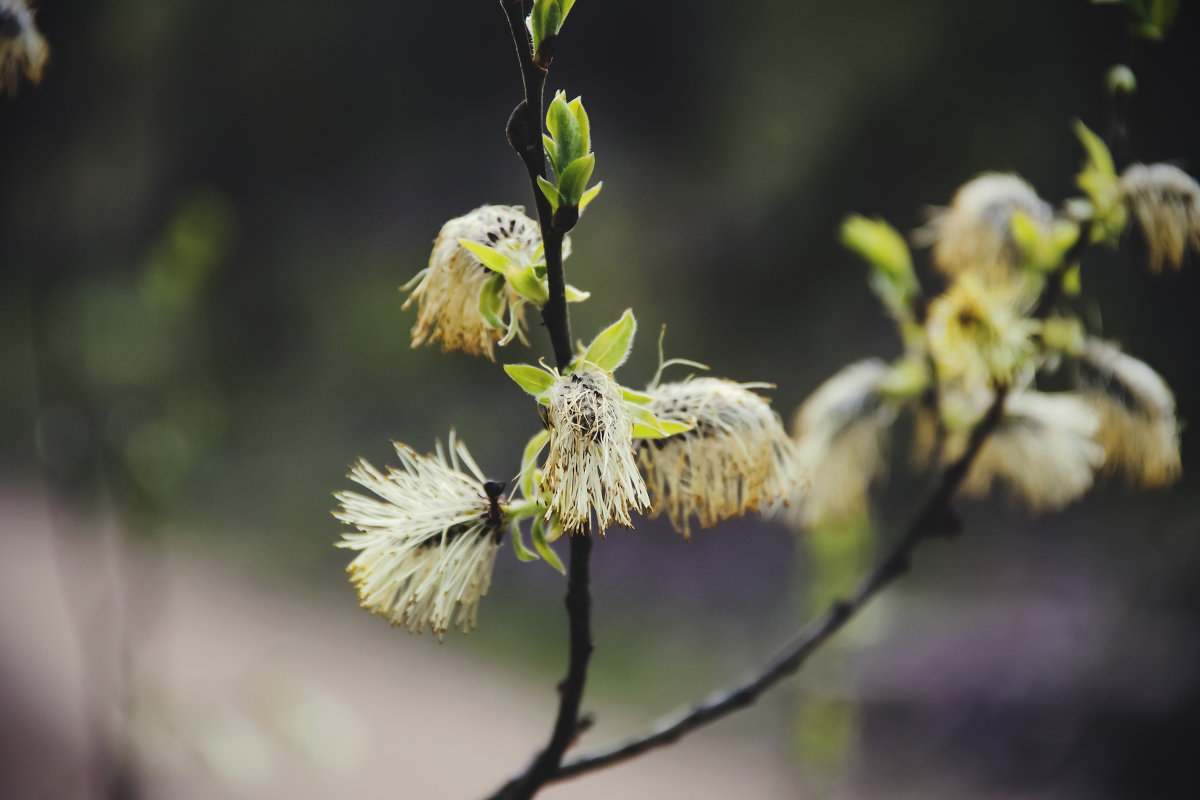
(637, 377, 796, 537)
(542, 365, 650, 534)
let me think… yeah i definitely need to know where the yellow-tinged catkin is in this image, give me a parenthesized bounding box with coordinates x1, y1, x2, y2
(637, 377, 797, 537)
(334, 435, 501, 639)
(0, 0, 48, 95)
(915, 173, 1053, 282)
(957, 391, 1105, 512)
(925, 274, 1039, 387)
(1120, 162, 1200, 272)
(787, 360, 893, 529)
(542, 365, 649, 534)
(1080, 337, 1181, 488)
(404, 205, 563, 359)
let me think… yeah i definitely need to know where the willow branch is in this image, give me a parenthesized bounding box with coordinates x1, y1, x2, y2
(544, 384, 1009, 783)
(499, 0, 572, 368)
(488, 4, 592, 799)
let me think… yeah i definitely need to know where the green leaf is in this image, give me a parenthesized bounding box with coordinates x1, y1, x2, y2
(530, 4, 545, 51)
(542, 135, 558, 179)
(1074, 120, 1115, 180)
(478, 274, 507, 329)
(556, 154, 595, 208)
(840, 215, 913, 284)
(537, 176, 561, 212)
(627, 403, 665, 435)
(520, 430, 549, 500)
(543, 1, 562, 41)
(504, 363, 556, 396)
(546, 92, 583, 174)
(1151, 0, 1179, 31)
(459, 239, 510, 273)
(506, 263, 550, 306)
(511, 523, 540, 562)
(621, 386, 654, 405)
(632, 419, 692, 440)
(564, 283, 591, 302)
(578, 182, 603, 212)
(532, 517, 566, 574)
(567, 95, 589, 158)
(583, 308, 636, 372)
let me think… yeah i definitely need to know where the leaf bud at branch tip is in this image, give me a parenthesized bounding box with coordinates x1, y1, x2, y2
(1106, 64, 1137, 96)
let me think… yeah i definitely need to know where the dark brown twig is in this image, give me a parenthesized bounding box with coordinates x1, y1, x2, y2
(488, 3, 592, 799)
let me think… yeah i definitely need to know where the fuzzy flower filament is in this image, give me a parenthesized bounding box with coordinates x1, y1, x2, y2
(404, 205, 562, 360)
(638, 377, 796, 537)
(1120, 162, 1200, 272)
(542, 365, 650, 534)
(334, 435, 505, 639)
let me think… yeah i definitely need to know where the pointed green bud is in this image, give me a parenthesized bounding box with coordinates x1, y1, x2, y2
(537, 176, 561, 212)
(505, 363, 557, 396)
(459, 239, 511, 273)
(556, 154, 595, 208)
(1106, 64, 1137, 95)
(478, 274, 507, 329)
(546, 92, 585, 176)
(505, 263, 550, 306)
(583, 308, 636, 372)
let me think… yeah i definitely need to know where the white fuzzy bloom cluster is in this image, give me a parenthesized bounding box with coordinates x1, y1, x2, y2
(542, 365, 649, 533)
(638, 377, 796, 537)
(787, 360, 894, 528)
(404, 205, 557, 359)
(1120, 162, 1200, 272)
(925, 274, 1039, 387)
(0, 0, 47, 95)
(1081, 337, 1181, 488)
(334, 435, 502, 639)
(916, 173, 1054, 280)
(958, 391, 1106, 512)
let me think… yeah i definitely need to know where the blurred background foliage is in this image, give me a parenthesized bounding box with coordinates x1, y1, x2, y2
(3, 1, 1199, 797)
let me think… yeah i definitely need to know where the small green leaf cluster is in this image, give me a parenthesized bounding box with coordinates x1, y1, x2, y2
(504, 309, 694, 440)
(538, 92, 603, 226)
(1091, 0, 1179, 41)
(840, 215, 922, 345)
(458, 237, 590, 345)
(1074, 121, 1128, 245)
(529, 0, 576, 65)
(503, 491, 566, 574)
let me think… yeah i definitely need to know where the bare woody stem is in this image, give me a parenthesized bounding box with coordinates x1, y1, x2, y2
(490, 3, 591, 799)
